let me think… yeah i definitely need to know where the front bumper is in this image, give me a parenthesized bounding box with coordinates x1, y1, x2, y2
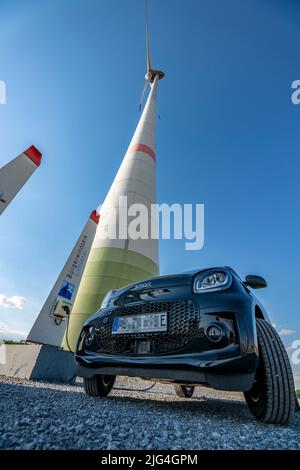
(75, 348, 257, 391)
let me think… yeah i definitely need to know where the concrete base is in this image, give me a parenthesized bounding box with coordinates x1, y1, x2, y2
(0, 344, 77, 383)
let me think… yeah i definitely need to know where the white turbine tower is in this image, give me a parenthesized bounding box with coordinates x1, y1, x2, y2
(64, 0, 165, 350)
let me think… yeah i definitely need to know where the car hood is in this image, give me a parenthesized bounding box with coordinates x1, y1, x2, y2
(119, 266, 237, 292)
(85, 266, 238, 324)
(112, 266, 236, 301)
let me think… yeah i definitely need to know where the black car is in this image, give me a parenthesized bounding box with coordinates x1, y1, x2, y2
(75, 267, 297, 424)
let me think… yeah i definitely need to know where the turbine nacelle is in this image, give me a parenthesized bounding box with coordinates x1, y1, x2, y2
(145, 69, 165, 83)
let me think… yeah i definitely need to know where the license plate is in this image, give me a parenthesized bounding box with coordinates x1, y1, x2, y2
(112, 312, 167, 334)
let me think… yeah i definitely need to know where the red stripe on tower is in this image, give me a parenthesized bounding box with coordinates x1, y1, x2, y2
(128, 144, 156, 162)
(23, 146, 42, 167)
(90, 210, 100, 224)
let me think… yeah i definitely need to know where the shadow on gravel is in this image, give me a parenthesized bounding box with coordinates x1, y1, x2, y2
(0, 379, 254, 425)
(109, 394, 254, 423)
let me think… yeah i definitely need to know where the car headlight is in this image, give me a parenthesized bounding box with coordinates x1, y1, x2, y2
(193, 270, 232, 293)
(100, 290, 116, 309)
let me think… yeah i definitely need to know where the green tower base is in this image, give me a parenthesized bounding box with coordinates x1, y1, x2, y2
(62, 247, 158, 350)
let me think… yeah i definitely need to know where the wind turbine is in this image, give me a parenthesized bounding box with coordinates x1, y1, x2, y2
(63, 0, 165, 350)
(0, 146, 42, 216)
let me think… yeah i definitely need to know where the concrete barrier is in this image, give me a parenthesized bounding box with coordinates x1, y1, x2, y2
(0, 344, 77, 383)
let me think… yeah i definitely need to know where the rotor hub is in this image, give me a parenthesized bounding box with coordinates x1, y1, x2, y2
(145, 69, 165, 83)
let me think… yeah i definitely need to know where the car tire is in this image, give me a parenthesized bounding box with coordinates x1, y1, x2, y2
(244, 319, 295, 424)
(295, 393, 300, 412)
(83, 375, 116, 397)
(174, 385, 195, 398)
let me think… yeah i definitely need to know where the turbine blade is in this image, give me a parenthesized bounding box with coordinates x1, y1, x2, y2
(0, 146, 42, 215)
(139, 80, 149, 111)
(145, 0, 152, 72)
(27, 209, 100, 348)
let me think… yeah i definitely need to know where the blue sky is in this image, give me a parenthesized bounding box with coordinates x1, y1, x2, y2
(0, 0, 299, 382)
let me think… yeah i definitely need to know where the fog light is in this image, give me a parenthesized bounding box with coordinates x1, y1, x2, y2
(206, 324, 223, 343)
(84, 333, 94, 347)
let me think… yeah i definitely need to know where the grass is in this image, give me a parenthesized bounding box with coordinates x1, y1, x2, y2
(296, 390, 300, 399)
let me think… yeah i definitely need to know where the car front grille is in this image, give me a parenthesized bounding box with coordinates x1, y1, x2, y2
(93, 300, 200, 355)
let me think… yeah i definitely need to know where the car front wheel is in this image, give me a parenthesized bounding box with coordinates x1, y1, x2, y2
(244, 319, 295, 424)
(83, 375, 116, 397)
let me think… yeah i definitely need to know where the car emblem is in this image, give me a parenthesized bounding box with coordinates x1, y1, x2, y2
(131, 282, 152, 291)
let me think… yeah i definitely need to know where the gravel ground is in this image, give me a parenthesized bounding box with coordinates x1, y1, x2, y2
(0, 375, 299, 450)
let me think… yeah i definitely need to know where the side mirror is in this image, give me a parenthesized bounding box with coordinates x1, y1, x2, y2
(244, 274, 267, 289)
